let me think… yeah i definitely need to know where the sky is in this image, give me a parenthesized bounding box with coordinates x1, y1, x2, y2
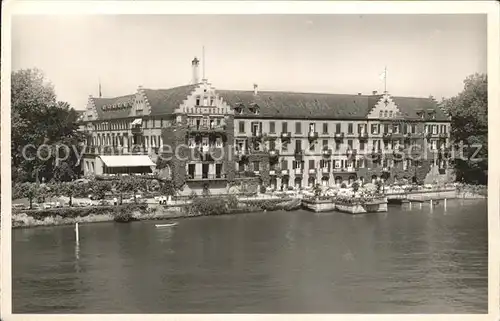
(12, 14, 486, 110)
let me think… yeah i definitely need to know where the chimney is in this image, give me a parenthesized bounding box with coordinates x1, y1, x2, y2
(192, 57, 200, 84)
(253, 83, 258, 95)
(372, 90, 378, 95)
(358, 92, 362, 95)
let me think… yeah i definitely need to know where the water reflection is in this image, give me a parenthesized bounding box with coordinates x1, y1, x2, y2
(13, 200, 487, 314)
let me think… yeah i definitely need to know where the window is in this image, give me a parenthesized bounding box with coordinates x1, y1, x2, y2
(384, 124, 389, 134)
(210, 97, 214, 106)
(323, 123, 328, 134)
(253, 161, 260, 172)
(239, 121, 245, 133)
(282, 122, 288, 133)
(281, 140, 288, 152)
(281, 160, 288, 170)
(443, 125, 447, 134)
(269, 121, 275, 133)
(322, 139, 328, 147)
(203, 97, 208, 106)
(295, 122, 302, 134)
(384, 111, 388, 118)
(371, 124, 379, 134)
(379, 111, 383, 118)
(347, 139, 353, 149)
(295, 139, 302, 151)
(144, 120, 148, 129)
(393, 124, 399, 134)
(196, 96, 200, 106)
(389, 111, 393, 117)
(433, 125, 438, 134)
(348, 123, 353, 134)
(360, 141, 365, 151)
(335, 142, 340, 151)
(309, 141, 315, 152)
(309, 159, 315, 169)
(336, 123, 341, 133)
(411, 124, 416, 134)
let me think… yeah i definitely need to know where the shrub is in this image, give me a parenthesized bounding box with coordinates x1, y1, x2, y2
(259, 185, 267, 194)
(340, 183, 347, 189)
(15, 204, 147, 221)
(188, 197, 228, 216)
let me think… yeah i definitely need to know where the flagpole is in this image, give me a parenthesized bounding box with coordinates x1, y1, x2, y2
(384, 66, 387, 93)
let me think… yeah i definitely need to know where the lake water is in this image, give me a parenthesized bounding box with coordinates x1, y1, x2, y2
(13, 199, 488, 313)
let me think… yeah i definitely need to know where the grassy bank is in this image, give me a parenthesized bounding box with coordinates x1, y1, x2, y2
(12, 196, 298, 228)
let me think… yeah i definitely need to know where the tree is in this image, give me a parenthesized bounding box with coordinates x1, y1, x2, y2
(11, 69, 84, 183)
(14, 182, 40, 209)
(441, 73, 487, 184)
(90, 180, 112, 200)
(116, 176, 147, 203)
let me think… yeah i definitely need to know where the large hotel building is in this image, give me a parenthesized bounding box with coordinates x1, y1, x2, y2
(80, 57, 452, 195)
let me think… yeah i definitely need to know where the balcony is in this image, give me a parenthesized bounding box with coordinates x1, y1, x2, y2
(358, 132, 369, 140)
(294, 168, 303, 175)
(187, 124, 226, 134)
(308, 131, 319, 141)
(404, 133, 412, 141)
(294, 149, 304, 159)
(186, 173, 227, 181)
(235, 149, 248, 160)
(131, 126, 143, 134)
(281, 169, 290, 176)
(439, 132, 448, 139)
(346, 149, 357, 158)
(321, 167, 330, 175)
(281, 132, 291, 141)
(383, 132, 392, 140)
(269, 169, 277, 176)
(269, 149, 279, 158)
(334, 132, 345, 141)
(308, 169, 317, 175)
(322, 148, 332, 157)
(391, 132, 403, 139)
(425, 132, 433, 139)
(332, 167, 357, 173)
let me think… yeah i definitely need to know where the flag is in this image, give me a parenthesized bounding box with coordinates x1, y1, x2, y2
(379, 68, 387, 81)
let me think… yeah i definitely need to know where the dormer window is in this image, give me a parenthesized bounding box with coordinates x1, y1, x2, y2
(249, 103, 260, 115)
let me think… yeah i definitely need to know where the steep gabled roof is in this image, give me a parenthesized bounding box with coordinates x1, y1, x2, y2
(142, 84, 198, 116)
(92, 95, 135, 120)
(391, 96, 448, 121)
(218, 90, 448, 121)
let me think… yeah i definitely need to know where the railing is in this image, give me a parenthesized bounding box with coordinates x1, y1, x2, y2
(131, 126, 143, 134)
(186, 173, 227, 181)
(281, 132, 291, 140)
(439, 132, 448, 139)
(294, 149, 304, 158)
(269, 170, 277, 175)
(281, 169, 290, 176)
(321, 167, 330, 174)
(294, 168, 303, 175)
(308, 131, 319, 140)
(322, 148, 332, 156)
(308, 169, 317, 175)
(334, 132, 345, 140)
(187, 124, 226, 132)
(359, 132, 369, 140)
(383, 132, 392, 140)
(269, 149, 279, 157)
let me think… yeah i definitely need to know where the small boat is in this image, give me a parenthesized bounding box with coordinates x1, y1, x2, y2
(155, 222, 178, 228)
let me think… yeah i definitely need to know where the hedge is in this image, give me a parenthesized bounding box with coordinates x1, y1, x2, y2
(15, 204, 148, 220)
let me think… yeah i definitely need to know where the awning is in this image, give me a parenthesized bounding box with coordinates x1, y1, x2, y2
(99, 155, 155, 167)
(131, 118, 143, 126)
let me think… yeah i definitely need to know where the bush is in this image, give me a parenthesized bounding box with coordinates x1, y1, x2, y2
(15, 204, 147, 221)
(188, 197, 229, 216)
(340, 183, 347, 189)
(260, 185, 267, 194)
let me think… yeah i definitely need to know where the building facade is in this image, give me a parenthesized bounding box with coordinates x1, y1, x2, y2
(80, 57, 452, 194)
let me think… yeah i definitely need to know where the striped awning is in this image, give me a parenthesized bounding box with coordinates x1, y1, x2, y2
(99, 155, 155, 167)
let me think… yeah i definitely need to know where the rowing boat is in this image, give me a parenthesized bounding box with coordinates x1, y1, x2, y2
(155, 223, 178, 228)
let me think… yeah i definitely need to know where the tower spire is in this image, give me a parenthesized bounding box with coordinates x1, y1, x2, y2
(98, 77, 102, 98)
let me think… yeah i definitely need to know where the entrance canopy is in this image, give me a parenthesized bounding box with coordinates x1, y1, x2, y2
(99, 155, 155, 167)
